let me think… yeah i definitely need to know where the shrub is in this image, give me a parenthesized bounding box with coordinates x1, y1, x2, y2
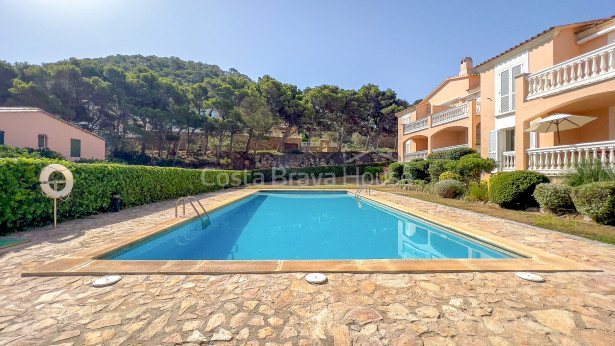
(0, 145, 65, 160)
(396, 179, 409, 185)
(571, 182, 615, 225)
(439, 171, 463, 182)
(403, 159, 431, 181)
(465, 181, 489, 202)
(448, 157, 497, 183)
(388, 162, 404, 180)
(0, 158, 250, 234)
(533, 183, 575, 215)
(427, 147, 477, 161)
(460, 153, 481, 160)
(565, 159, 615, 187)
(364, 166, 383, 180)
(434, 179, 465, 198)
(428, 159, 453, 181)
(256, 150, 284, 156)
(488, 171, 549, 209)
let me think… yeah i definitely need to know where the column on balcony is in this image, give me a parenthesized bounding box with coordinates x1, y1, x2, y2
(515, 73, 531, 170)
(468, 99, 478, 151)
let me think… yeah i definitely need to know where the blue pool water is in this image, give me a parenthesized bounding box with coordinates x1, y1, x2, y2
(108, 191, 517, 260)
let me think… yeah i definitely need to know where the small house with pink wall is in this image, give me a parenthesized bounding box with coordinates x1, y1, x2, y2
(0, 107, 106, 161)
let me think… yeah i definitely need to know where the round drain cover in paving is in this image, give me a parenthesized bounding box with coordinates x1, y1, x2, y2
(92, 275, 122, 287)
(305, 273, 327, 284)
(515, 272, 544, 282)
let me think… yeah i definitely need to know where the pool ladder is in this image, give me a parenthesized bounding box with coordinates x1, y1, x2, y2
(175, 196, 211, 229)
(354, 185, 371, 208)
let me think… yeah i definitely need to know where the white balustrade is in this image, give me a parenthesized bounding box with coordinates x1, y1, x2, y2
(526, 42, 615, 100)
(403, 117, 428, 134)
(501, 151, 516, 171)
(431, 144, 469, 153)
(404, 150, 428, 162)
(431, 103, 469, 127)
(526, 140, 615, 175)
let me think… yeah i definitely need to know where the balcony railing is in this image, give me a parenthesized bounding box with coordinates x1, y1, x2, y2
(403, 117, 428, 135)
(527, 42, 615, 100)
(527, 140, 615, 175)
(431, 103, 469, 127)
(431, 143, 469, 153)
(404, 150, 428, 162)
(501, 151, 516, 171)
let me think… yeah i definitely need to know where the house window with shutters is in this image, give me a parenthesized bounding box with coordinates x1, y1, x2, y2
(70, 139, 81, 157)
(38, 134, 48, 149)
(499, 64, 522, 114)
(0, 131, 4, 145)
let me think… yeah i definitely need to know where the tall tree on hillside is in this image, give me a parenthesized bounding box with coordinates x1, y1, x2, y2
(0, 62, 17, 105)
(204, 75, 250, 163)
(257, 75, 307, 152)
(240, 95, 277, 156)
(103, 66, 131, 140)
(357, 84, 407, 150)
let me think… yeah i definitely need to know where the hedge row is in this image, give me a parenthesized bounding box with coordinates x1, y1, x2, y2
(252, 161, 391, 182)
(0, 158, 250, 233)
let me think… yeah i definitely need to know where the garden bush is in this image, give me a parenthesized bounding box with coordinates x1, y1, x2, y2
(427, 159, 452, 182)
(363, 166, 383, 180)
(488, 171, 549, 210)
(571, 182, 615, 225)
(427, 147, 477, 161)
(465, 181, 489, 202)
(434, 179, 465, 198)
(0, 158, 250, 233)
(388, 162, 404, 181)
(533, 183, 575, 215)
(447, 157, 497, 183)
(403, 159, 431, 181)
(0, 145, 65, 160)
(565, 159, 615, 187)
(460, 153, 481, 160)
(439, 171, 463, 182)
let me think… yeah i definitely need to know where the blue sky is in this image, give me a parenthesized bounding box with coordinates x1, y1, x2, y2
(1, 0, 614, 102)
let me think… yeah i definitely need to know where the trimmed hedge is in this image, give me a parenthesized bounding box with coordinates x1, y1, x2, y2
(434, 179, 465, 198)
(0, 158, 249, 233)
(447, 157, 497, 183)
(571, 182, 615, 225)
(439, 171, 463, 182)
(251, 161, 390, 182)
(488, 171, 549, 210)
(427, 147, 477, 160)
(533, 183, 575, 215)
(363, 166, 383, 180)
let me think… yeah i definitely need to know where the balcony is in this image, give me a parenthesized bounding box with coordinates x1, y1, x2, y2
(431, 103, 469, 127)
(501, 151, 516, 171)
(402, 102, 470, 135)
(403, 117, 428, 135)
(526, 42, 615, 100)
(526, 140, 615, 175)
(404, 150, 428, 162)
(431, 143, 469, 153)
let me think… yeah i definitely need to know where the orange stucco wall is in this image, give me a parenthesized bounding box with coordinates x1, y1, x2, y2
(0, 110, 106, 161)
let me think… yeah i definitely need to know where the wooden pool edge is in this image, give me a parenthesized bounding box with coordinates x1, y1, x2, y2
(22, 188, 601, 277)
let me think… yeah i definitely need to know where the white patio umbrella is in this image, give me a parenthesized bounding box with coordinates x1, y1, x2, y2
(524, 113, 597, 144)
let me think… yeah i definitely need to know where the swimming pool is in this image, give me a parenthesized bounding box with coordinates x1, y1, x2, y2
(107, 191, 517, 261)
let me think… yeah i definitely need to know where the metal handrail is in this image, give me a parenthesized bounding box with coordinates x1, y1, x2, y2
(355, 184, 371, 196)
(175, 196, 211, 228)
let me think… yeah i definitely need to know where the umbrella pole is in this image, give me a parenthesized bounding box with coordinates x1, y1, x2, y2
(557, 123, 561, 144)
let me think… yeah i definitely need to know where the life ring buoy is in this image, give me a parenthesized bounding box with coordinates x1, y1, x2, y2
(39, 164, 73, 198)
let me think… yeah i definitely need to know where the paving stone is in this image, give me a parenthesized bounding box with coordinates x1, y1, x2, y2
(211, 328, 233, 341)
(344, 308, 383, 325)
(205, 312, 225, 331)
(258, 326, 276, 339)
(531, 309, 576, 335)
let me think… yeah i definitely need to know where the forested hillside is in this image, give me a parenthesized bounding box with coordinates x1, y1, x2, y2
(0, 55, 409, 164)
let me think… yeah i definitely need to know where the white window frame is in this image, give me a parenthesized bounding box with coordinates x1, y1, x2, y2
(495, 53, 528, 116)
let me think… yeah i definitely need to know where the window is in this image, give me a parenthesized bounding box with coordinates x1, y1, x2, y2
(70, 139, 81, 157)
(499, 64, 523, 114)
(0, 131, 4, 145)
(38, 134, 48, 149)
(504, 128, 515, 151)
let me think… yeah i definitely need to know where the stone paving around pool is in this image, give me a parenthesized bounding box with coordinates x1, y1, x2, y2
(1, 187, 615, 345)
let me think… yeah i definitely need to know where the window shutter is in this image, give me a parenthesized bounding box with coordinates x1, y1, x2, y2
(511, 65, 522, 111)
(405, 141, 411, 153)
(70, 139, 81, 157)
(488, 130, 498, 160)
(500, 70, 510, 113)
(0, 131, 4, 145)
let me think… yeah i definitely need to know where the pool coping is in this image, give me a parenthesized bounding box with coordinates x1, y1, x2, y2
(22, 188, 600, 276)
